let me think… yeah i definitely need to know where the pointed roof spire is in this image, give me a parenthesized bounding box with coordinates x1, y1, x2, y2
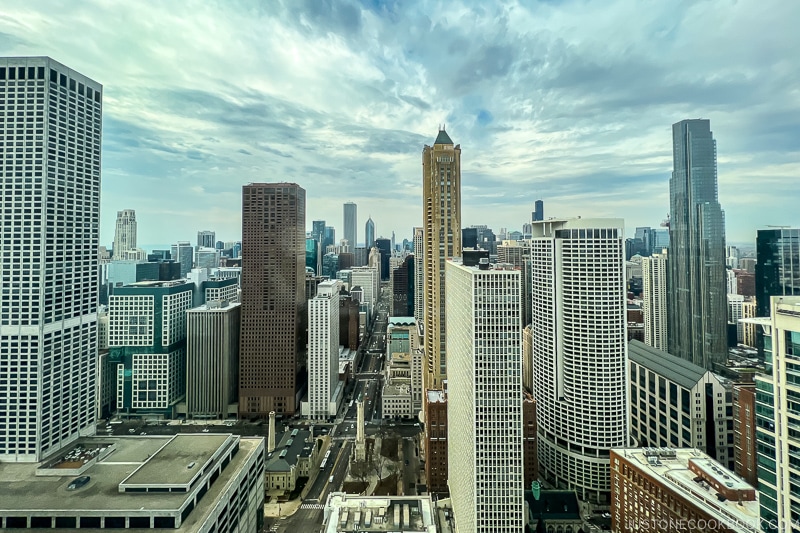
(434, 125, 453, 145)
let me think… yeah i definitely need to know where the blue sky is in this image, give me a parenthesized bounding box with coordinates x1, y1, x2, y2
(2, 0, 798, 246)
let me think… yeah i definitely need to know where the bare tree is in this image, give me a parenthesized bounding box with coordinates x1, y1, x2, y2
(349, 458, 370, 486)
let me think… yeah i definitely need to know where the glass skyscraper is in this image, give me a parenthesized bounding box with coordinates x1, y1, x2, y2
(756, 228, 800, 317)
(667, 119, 728, 371)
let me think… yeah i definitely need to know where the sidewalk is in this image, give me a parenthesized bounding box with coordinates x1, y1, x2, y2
(263, 498, 302, 518)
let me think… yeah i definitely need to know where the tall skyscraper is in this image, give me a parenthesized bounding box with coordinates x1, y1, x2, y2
(197, 230, 215, 248)
(311, 220, 326, 275)
(422, 128, 462, 390)
(756, 228, 800, 318)
(532, 199, 544, 222)
(446, 259, 523, 532)
(307, 280, 340, 419)
(0, 58, 102, 462)
(667, 119, 728, 370)
(365, 217, 375, 250)
(324, 226, 335, 251)
(113, 209, 137, 258)
(642, 250, 668, 350)
(531, 218, 627, 505)
(413, 227, 424, 324)
(343, 202, 357, 250)
(375, 237, 391, 281)
(239, 183, 305, 416)
(171, 241, 193, 277)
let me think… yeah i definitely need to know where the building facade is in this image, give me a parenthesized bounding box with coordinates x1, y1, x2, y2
(667, 119, 728, 371)
(0, 57, 102, 462)
(413, 227, 424, 324)
(642, 251, 668, 350)
(422, 128, 462, 391)
(446, 260, 523, 533)
(497, 239, 532, 326)
(343, 202, 357, 250)
(197, 230, 215, 248)
(186, 300, 240, 419)
(113, 209, 137, 258)
(628, 340, 734, 469)
(171, 241, 193, 277)
(381, 317, 422, 419)
(307, 280, 340, 419)
(424, 388, 448, 494)
(239, 183, 306, 416)
(531, 218, 628, 505)
(732, 382, 757, 487)
(755, 228, 800, 318)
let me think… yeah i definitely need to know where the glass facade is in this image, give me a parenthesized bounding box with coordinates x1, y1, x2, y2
(667, 119, 728, 371)
(756, 229, 800, 317)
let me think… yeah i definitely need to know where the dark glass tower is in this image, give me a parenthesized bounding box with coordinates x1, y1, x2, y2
(667, 119, 728, 371)
(533, 199, 544, 222)
(756, 228, 800, 317)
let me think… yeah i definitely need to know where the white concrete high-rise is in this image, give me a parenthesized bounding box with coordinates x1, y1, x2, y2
(642, 250, 668, 350)
(531, 218, 628, 505)
(308, 280, 340, 419)
(0, 58, 102, 462)
(446, 259, 523, 533)
(413, 227, 424, 324)
(351, 266, 379, 315)
(343, 202, 357, 251)
(113, 209, 137, 259)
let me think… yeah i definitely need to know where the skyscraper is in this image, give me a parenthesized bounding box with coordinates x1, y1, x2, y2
(343, 202, 357, 250)
(365, 217, 375, 250)
(113, 209, 137, 258)
(0, 58, 102, 462)
(197, 230, 215, 248)
(667, 119, 728, 370)
(642, 250, 668, 350)
(375, 237, 391, 281)
(446, 259, 523, 532)
(532, 199, 544, 222)
(171, 241, 193, 277)
(239, 183, 305, 416)
(311, 220, 326, 274)
(422, 128, 462, 390)
(307, 280, 340, 419)
(531, 218, 627, 505)
(413, 227, 424, 324)
(755, 228, 800, 318)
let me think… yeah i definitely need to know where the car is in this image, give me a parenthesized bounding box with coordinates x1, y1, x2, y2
(128, 429, 135, 434)
(329, 475, 334, 483)
(67, 476, 90, 490)
(202, 428, 210, 433)
(140, 431, 147, 435)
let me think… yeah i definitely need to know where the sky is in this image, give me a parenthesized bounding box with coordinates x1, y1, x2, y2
(2, 0, 798, 247)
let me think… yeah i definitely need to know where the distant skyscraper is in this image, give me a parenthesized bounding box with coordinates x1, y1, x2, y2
(532, 199, 544, 222)
(462, 227, 478, 249)
(365, 217, 375, 249)
(422, 128, 462, 390)
(755, 228, 800, 318)
(0, 57, 102, 462)
(531, 218, 627, 505)
(307, 280, 340, 419)
(413, 227, 424, 324)
(239, 183, 305, 416)
(197, 230, 215, 248)
(114, 209, 137, 258)
(171, 241, 193, 277)
(446, 259, 523, 532)
(667, 119, 728, 371)
(375, 238, 391, 281)
(642, 250, 668, 350)
(324, 226, 335, 250)
(343, 202, 357, 251)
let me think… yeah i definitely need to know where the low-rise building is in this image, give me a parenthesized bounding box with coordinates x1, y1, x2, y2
(381, 317, 422, 419)
(322, 493, 438, 532)
(524, 483, 582, 533)
(264, 428, 323, 495)
(611, 448, 759, 533)
(0, 434, 264, 531)
(424, 388, 448, 495)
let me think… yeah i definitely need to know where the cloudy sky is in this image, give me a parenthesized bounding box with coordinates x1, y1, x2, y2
(2, 0, 798, 246)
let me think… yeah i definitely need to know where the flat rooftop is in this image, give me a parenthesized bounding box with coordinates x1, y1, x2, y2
(426, 390, 446, 403)
(323, 493, 437, 533)
(0, 434, 254, 514)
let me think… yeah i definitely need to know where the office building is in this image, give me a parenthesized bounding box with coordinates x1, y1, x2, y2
(186, 300, 240, 419)
(610, 448, 759, 533)
(531, 218, 627, 505)
(194, 246, 219, 272)
(446, 259, 523, 533)
(365, 216, 375, 249)
(757, 296, 800, 531)
(351, 266, 379, 315)
(171, 241, 193, 277)
(728, 293, 745, 345)
(381, 317, 422, 419)
(628, 340, 734, 469)
(197, 230, 215, 248)
(642, 251, 668, 350)
(339, 294, 360, 352)
(240, 183, 305, 416)
(322, 252, 339, 279)
(755, 228, 800, 318)
(392, 255, 414, 317)
(113, 209, 137, 258)
(523, 393, 539, 487)
(0, 58, 102, 462)
(462, 227, 477, 249)
(424, 388, 448, 494)
(413, 227, 424, 324)
(305, 237, 319, 274)
(497, 239, 532, 326)
(741, 300, 757, 348)
(532, 199, 544, 222)
(322, 493, 439, 532)
(307, 280, 341, 419)
(375, 238, 391, 281)
(343, 202, 357, 251)
(732, 382, 757, 487)
(0, 434, 265, 531)
(667, 119, 728, 371)
(422, 128, 462, 390)
(108, 280, 193, 418)
(324, 225, 336, 251)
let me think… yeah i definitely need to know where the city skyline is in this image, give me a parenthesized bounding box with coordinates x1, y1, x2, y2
(1, 1, 797, 245)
